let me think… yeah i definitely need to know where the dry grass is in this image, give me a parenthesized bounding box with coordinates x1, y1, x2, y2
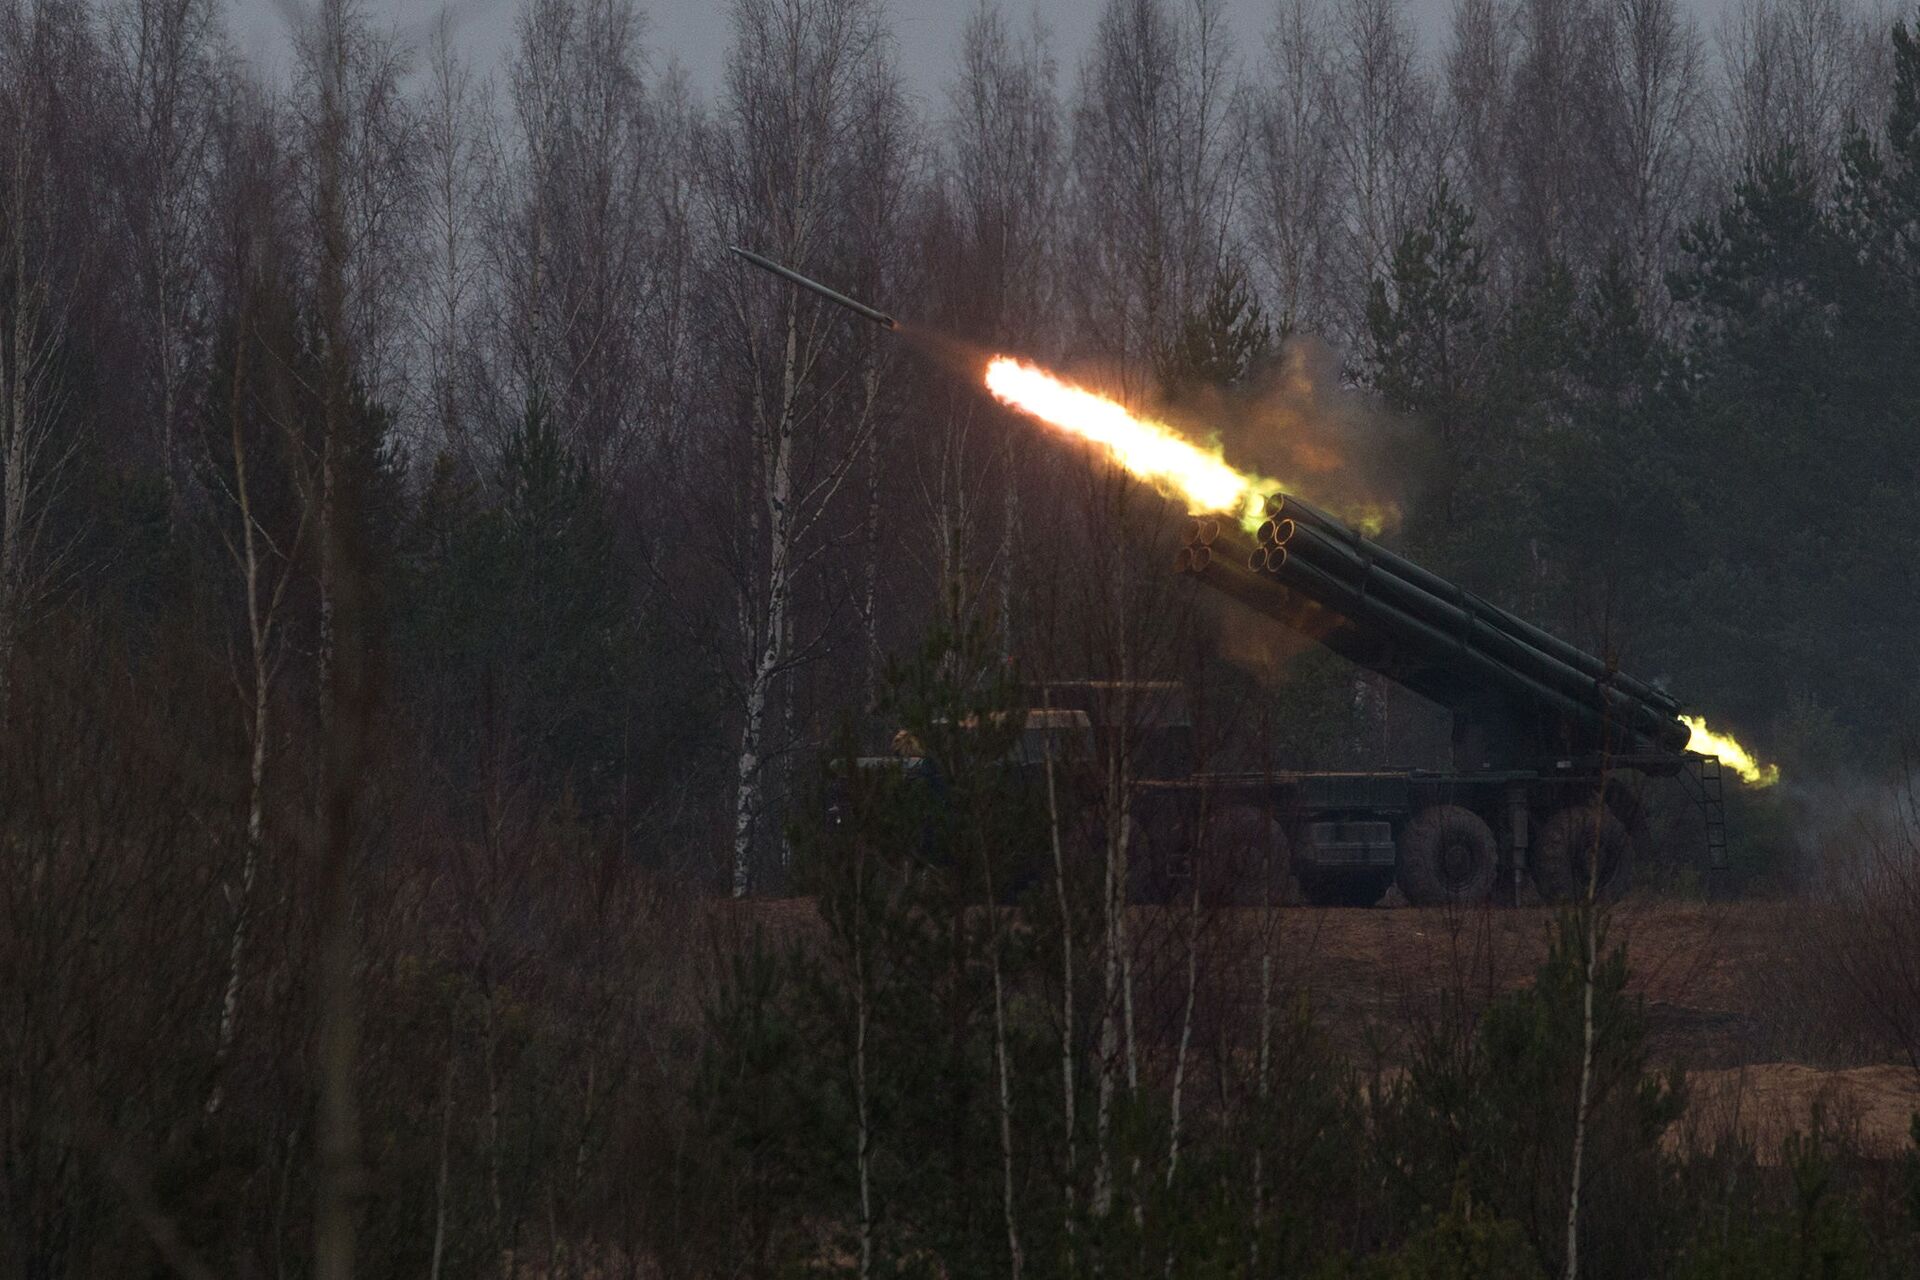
(735, 894, 1920, 1156)
(1673, 1063, 1920, 1162)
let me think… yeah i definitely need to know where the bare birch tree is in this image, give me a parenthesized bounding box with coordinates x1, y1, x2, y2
(935, 3, 1059, 651)
(0, 0, 86, 715)
(104, 0, 216, 518)
(1070, 0, 1240, 373)
(1445, 0, 1513, 271)
(537, 0, 655, 475)
(413, 7, 488, 473)
(1562, 790, 1608, 1280)
(1247, 0, 1339, 336)
(206, 285, 305, 1119)
(706, 0, 902, 895)
(1323, 0, 1436, 333)
(1712, 0, 1886, 186)
(1502, 0, 1611, 276)
(1060, 0, 1239, 1223)
(949, 2, 1060, 346)
(289, 0, 411, 1270)
(1594, 0, 1707, 305)
(290, 0, 412, 721)
(202, 78, 302, 1118)
(494, 0, 687, 484)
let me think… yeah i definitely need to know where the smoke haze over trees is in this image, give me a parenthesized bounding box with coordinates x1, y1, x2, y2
(3, 0, 1920, 1274)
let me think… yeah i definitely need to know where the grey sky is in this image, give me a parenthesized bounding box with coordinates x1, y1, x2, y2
(234, 0, 1737, 114)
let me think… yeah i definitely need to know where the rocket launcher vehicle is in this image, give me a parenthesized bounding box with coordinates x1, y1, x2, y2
(1178, 495, 1693, 768)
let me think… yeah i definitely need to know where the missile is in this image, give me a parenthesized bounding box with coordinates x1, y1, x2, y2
(728, 245, 898, 330)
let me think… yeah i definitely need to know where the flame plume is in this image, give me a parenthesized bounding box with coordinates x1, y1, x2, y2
(1682, 715, 1780, 787)
(984, 356, 1276, 529)
(985, 354, 1778, 784)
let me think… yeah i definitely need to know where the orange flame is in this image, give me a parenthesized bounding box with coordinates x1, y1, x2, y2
(1682, 715, 1780, 787)
(984, 356, 1277, 529)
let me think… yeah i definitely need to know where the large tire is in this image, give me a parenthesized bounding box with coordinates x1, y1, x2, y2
(1202, 805, 1296, 906)
(1532, 805, 1633, 902)
(1297, 869, 1392, 908)
(1605, 779, 1658, 877)
(1396, 804, 1499, 907)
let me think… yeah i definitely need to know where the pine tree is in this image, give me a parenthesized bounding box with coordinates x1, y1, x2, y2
(398, 388, 637, 819)
(1364, 180, 1493, 547)
(1385, 911, 1683, 1280)
(1154, 264, 1275, 396)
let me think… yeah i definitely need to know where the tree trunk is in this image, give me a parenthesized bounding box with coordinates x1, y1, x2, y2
(427, 1037, 456, 1280)
(0, 136, 39, 727)
(1042, 694, 1078, 1241)
(730, 301, 799, 896)
(1564, 803, 1605, 1280)
(853, 864, 874, 1280)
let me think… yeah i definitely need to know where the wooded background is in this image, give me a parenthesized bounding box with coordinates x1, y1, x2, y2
(2, 0, 1919, 1275)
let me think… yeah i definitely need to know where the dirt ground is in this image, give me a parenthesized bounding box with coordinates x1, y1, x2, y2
(730, 895, 1920, 1162)
(1678, 1064, 1920, 1161)
(1240, 899, 1785, 1065)
(1228, 898, 1919, 1160)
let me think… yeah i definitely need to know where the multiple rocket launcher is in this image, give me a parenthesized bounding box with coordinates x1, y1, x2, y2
(1176, 497, 1693, 761)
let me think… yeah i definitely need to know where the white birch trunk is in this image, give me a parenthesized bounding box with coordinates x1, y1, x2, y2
(1250, 903, 1276, 1272)
(1564, 809, 1605, 1280)
(980, 848, 1023, 1280)
(997, 433, 1018, 657)
(991, 938, 1023, 1280)
(0, 264, 26, 702)
(1092, 813, 1119, 1218)
(484, 981, 509, 1272)
(208, 324, 290, 1115)
(860, 360, 881, 708)
(1094, 704, 1141, 1220)
(849, 827, 874, 1280)
(855, 927, 873, 1280)
(730, 301, 800, 896)
(0, 131, 42, 720)
(157, 280, 180, 514)
(1042, 696, 1077, 1236)
(1164, 880, 1200, 1193)
(428, 1041, 456, 1280)
(207, 635, 267, 1113)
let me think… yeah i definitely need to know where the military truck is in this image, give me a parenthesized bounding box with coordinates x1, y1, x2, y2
(869, 490, 1726, 908)
(726, 247, 1726, 906)
(1149, 489, 1726, 906)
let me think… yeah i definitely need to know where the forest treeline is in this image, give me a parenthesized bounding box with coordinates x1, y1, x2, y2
(1, 0, 1917, 890)
(2, 0, 1920, 1273)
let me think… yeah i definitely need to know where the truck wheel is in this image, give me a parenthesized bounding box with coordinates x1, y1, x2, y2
(1396, 805, 1499, 906)
(1532, 805, 1632, 902)
(1204, 806, 1295, 906)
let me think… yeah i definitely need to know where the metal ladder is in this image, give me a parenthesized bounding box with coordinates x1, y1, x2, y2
(1696, 755, 1729, 870)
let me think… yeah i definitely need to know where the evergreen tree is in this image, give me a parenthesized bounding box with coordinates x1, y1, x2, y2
(399, 389, 640, 821)
(1384, 910, 1683, 1280)
(1667, 120, 1920, 752)
(1676, 1120, 1880, 1280)
(704, 617, 1054, 1275)
(1364, 180, 1492, 545)
(1155, 264, 1275, 395)
(1533, 254, 1688, 655)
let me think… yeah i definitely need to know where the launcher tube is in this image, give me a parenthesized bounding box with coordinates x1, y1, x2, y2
(1268, 551, 1639, 747)
(1275, 520, 1688, 750)
(1271, 492, 1683, 719)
